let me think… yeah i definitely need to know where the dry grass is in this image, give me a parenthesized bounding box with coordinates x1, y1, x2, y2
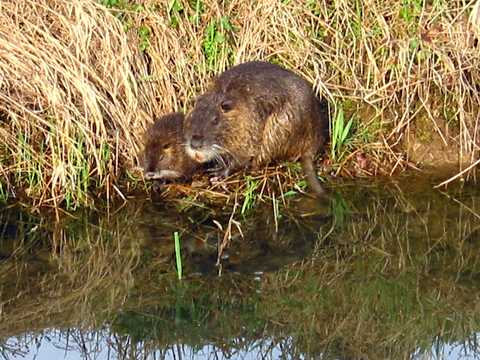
(0, 0, 158, 208)
(0, 0, 479, 209)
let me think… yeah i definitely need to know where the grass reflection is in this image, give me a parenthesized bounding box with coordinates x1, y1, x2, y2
(0, 176, 479, 359)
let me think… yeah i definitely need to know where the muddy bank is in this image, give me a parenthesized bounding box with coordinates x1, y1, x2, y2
(0, 0, 478, 208)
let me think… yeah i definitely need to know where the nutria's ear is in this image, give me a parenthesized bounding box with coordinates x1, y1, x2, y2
(255, 94, 286, 118)
(192, 95, 200, 106)
(220, 99, 234, 112)
(255, 97, 276, 118)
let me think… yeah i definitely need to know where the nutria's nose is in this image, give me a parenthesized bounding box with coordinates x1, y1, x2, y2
(190, 135, 203, 149)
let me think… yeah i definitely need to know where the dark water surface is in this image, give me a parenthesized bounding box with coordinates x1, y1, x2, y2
(1, 175, 480, 359)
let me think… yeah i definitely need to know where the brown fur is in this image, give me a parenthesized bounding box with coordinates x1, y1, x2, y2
(143, 112, 199, 183)
(184, 61, 329, 195)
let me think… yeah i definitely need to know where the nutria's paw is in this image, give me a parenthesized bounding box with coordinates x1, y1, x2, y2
(152, 179, 166, 192)
(209, 173, 229, 185)
(209, 176, 221, 184)
(207, 166, 231, 179)
(151, 176, 191, 191)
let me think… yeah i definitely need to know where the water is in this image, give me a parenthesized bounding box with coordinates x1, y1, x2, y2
(5, 333, 480, 359)
(1, 174, 480, 359)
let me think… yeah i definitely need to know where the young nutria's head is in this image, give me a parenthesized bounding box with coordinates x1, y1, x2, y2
(143, 112, 197, 182)
(184, 91, 253, 164)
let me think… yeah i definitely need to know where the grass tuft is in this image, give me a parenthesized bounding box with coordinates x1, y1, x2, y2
(331, 106, 354, 161)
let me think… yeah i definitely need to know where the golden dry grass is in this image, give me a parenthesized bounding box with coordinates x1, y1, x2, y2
(0, 0, 158, 208)
(0, 0, 478, 208)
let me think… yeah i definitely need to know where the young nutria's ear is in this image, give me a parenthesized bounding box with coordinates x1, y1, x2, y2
(207, 77, 220, 91)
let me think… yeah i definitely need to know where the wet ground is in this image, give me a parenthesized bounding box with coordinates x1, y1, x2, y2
(1, 173, 480, 359)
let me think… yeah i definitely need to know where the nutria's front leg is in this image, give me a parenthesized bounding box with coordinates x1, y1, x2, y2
(152, 179, 164, 192)
(208, 165, 232, 179)
(207, 155, 252, 181)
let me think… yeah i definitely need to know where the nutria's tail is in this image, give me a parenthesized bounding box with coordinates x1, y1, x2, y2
(301, 156, 326, 197)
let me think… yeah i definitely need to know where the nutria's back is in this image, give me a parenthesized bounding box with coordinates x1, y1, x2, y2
(214, 61, 314, 106)
(143, 112, 199, 182)
(184, 61, 329, 195)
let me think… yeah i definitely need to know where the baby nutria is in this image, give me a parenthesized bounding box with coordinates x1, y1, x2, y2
(184, 61, 329, 195)
(143, 112, 200, 183)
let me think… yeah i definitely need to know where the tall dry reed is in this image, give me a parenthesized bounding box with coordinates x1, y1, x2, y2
(0, 0, 158, 208)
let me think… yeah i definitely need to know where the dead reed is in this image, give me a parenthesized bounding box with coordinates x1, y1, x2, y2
(0, 0, 158, 208)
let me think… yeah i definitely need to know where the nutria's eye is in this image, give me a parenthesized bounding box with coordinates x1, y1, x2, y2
(220, 100, 233, 112)
(162, 143, 171, 150)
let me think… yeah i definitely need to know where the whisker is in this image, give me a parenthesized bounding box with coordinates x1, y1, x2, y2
(215, 153, 227, 169)
(213, 144, 239, 164)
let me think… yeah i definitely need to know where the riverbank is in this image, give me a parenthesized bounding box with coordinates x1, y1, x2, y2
(0, 0, 478, 209)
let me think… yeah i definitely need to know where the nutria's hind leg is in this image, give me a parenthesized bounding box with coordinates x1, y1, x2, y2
(301, 155, 328, 198)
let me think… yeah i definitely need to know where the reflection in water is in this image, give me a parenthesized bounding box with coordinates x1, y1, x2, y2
(6, 333, 295, 360)
(0, 175, 480, 359)
(4, 331, 480, 359)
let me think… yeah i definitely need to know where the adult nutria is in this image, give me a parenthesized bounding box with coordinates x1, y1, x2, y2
(184, 61, 329, 195)
(143, 112, 200, 184)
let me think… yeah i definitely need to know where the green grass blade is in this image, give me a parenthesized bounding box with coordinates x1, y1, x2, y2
(174, 231, 182, 280)
(341, 117, 354, 144)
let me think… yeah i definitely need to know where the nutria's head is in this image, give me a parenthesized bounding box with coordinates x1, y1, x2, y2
(184, 91, 252, 163)
(143, 112, 197, 182)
